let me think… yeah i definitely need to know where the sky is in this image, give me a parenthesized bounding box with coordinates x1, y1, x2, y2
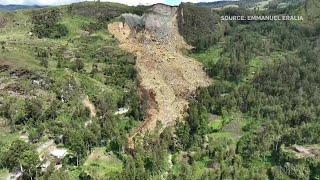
(0, 0, 221, 6)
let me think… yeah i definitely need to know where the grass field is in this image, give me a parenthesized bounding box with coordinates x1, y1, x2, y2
(0, 131, 19, 145)
(190, 46, 222, 67)
(0, 118, 19, 145)
(83, 148, 123, 178)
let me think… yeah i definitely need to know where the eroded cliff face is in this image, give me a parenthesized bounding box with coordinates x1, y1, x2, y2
(120, 4, 181, 43)
(108, 4, 212, 147)
(143, 5, 177, 40)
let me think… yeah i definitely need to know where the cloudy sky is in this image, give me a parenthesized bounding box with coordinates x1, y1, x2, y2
(0, 0, 221, 6)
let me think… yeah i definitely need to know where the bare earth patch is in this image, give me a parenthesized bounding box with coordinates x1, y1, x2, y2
(108, 4, 212, 148)
(83, 95, 97, 118)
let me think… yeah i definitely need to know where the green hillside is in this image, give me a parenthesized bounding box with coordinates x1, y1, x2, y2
(196, 0, 306, 9)
(0, 2, 144, 179)
(0, 1, 320, 179)
(174, 1, 320, 179)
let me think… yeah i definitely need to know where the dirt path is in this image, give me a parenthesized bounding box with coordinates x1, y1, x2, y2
(108, 6, 212, 148)
(83, 95, 96, 118)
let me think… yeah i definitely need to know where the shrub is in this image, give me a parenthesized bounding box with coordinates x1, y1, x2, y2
(31, 9, 68, 38)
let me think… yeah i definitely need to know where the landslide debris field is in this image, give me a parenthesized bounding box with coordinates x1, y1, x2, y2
(108, 4, 212, 144)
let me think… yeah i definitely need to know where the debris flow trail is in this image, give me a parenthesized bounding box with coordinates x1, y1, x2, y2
(108, 4, 212, 148)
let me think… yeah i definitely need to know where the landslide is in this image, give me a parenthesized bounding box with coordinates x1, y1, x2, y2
(108, 4, 212, 146)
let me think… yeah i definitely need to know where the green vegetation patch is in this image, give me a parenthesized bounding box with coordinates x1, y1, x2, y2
(0, 130, 19, 146)
(83, 148, 123, 178)
(0, 169, 9, 179)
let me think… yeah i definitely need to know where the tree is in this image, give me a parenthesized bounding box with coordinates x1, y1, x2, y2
(25, 98, 43, 121)
(176, 121, 190, 150)
(31, 9, 68, 38)
(72, 58, 84, 72)
(90, 63, 98, 77)
(79, 170, 92, 180)
(66, 131, 86, 166)
(7, 98, 26, 126)
(36, 47, 49, 68)
(0, 41, 5, 51)
(40, 58, 49, 68)
(0, 140, 39, 179)
(20, 150, 40, 178)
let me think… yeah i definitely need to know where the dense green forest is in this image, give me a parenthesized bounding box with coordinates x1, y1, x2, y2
(196, 0, 305, 9)
(173, 1, 320, 179)
(0, 0, 320, 179)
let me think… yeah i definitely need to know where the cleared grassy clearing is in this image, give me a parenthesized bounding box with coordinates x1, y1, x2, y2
(190, 46, 222, 67)
(83, 148, 123, 178)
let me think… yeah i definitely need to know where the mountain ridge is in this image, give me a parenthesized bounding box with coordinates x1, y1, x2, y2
(0, 4, 47, 12)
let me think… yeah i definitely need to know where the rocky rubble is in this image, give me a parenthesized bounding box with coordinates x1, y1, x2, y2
(121, 4, 181, 43)
(108, 3, 212, 148)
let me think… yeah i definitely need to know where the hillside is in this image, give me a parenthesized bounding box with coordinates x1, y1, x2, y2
(0, 0, 320, 180)
(0, 2, 145, 179)
(171, 1, 320, 179)
(196, 0, 306, 9)
(108, 4, 211, 148)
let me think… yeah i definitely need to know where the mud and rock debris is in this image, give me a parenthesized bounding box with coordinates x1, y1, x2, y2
(108, 4, 212, 148)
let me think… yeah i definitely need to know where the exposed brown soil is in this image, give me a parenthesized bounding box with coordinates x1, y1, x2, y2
(108, 5, 212, 148)
(289, 145, 320, 159)
(83, 96, 97, 118)
(0, 58, 13, 69)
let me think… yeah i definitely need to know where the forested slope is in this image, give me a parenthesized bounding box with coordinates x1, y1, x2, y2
(0, 2, 145, 179)
(0, 0, 319, 179)
(171, 1, 320, 179)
